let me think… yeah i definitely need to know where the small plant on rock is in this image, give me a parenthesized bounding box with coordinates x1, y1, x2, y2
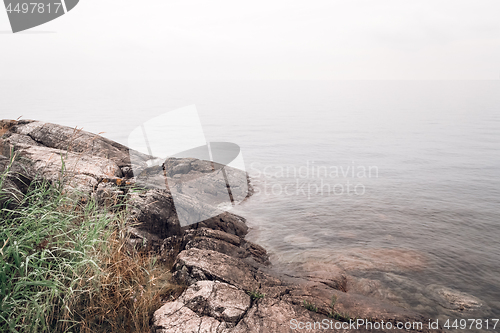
(247, 290, 265, 300)
(303, 300, 318, 312)
(328, 295, 338, 318)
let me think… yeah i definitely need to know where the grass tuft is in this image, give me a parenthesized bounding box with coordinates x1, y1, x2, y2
(247, 290, 265, 300)
(328, 295, 337, 318)
(303, 300, 318, 312)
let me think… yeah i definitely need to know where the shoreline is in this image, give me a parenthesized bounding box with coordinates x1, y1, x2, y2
(0, 119, 445, 332)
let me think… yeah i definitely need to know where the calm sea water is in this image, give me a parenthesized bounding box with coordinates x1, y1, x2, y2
(1, 80, 499, 325)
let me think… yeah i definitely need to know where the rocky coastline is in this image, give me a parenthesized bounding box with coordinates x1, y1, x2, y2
(0, 119, 444, 332)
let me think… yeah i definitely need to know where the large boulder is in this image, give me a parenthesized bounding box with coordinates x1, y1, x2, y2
(7, 120, 150, 172)
(2, 121, 127, 195)
(18, 145, 122, 193)
(158, 227, 270, 268)
(137, 157, 250, 227)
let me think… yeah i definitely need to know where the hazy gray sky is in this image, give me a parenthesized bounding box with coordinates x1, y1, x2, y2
(1, 0, 499, 80)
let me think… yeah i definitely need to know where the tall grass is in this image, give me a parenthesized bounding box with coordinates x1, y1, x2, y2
(0, 158, 183, 333)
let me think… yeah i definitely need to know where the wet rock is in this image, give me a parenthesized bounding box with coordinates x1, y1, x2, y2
(159, 226, 270, 269)
(346, 276, 383, 298)
(169, 191, 228, 227)
(184, 230, 245, 261)
(284, 234, 314, 247)
(158, 157, 249, 226)
(427, 285, 482, 312)
(241, 241, 269, 266)
(135, 156, 249, 228)
(303, 271, 348, 293)
(297, 248, 427, 273)
(282, 281, 437, 332)
(294, 262, 348, 292)
(185, 228, 242, 247)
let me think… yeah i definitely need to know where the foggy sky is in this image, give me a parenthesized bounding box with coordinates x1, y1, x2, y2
(1, 0, 499, 80)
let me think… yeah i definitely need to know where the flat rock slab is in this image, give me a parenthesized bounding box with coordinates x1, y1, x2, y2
(152, 280, 250, 333)
(179, 280, 251, 323)
(173, 248, 260, 291)
(17, 145, 122, 194)
(153, 303, 220, 333)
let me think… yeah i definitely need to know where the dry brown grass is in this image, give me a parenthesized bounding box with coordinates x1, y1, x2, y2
(72, 227, 185, 333)
(25, 187, 184, 333)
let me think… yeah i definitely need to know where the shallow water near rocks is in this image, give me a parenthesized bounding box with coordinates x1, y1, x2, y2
(2, 80, 500, 329)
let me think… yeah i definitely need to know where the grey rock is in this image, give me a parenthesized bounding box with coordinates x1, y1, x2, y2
(173, 248, 260, 291)
(14, 144, 122, 194)
(229, 297, 321, 333)
(152, 302, 208, 333)
(185, 228, 242, 247)
(127, 189, 181, 239)
(179, 280, 251, 323)
(7, 119, 151, 173)
(134, 156, 249, 228)
(183, 228, 270, 266)
(151, 281, 248, 333)
(184, 212, 249, 238)
(1, 133, 42, 154)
